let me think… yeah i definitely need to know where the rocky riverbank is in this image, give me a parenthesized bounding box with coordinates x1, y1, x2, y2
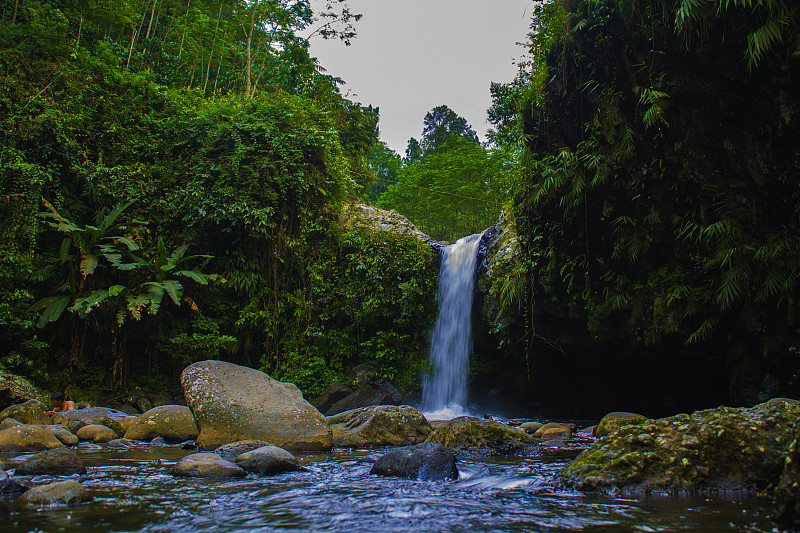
(2, 361, 800, 530)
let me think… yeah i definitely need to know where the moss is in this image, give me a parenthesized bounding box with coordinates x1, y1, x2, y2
(564, 400, 800, 496)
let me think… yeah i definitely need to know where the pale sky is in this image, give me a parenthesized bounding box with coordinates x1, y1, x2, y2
(308, 0, 533, 155)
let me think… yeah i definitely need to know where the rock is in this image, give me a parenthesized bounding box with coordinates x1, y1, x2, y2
(424, 416, 533, 456)
(53, 407, 129, 436)
(123, 405, 198, 443)
(150, 437, 167, 446)
(0, 399, 51, 425)
(234, 446, 301, 475)
(775, 400, 800, 528)
(327, 405, 432, 447)
(338, 202, 437, 247)
(153, 391, 172, 407)
(76, 424, 117, 443)
(0, 418, 23, 430)
(520, 422, 544, 435)
(15, 480, 91, 508)
(0, 370, 44, 410)
(325, 383, 402, 416)
(14, 448, 87, 476)
(118, 403, 140, 415)
(0, 425, 65, 452)
(594, 412, 647, 438)
(309, 382, 353, 415)
(136, 397, 153, 413)
(0, 472, 29, 499)
(214, 440, 273, 459)
(120, 416, 139, 433)
(181, 360, 331, 451)
(534, 423, 572, 440)
(172, 453, 246, 478)
(370, 442, 458, 481)
(48, 425, 79, 446)
(107, 438, 137, 448)
(563, 399, 800, 496)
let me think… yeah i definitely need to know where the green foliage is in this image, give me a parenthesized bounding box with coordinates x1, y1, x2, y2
(377, 139, 508, 242)
(490, 0, 800, 365)
(0, 0, 386, 396)
(268, 228, 439, 395)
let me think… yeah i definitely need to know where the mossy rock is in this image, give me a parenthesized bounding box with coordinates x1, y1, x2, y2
(424, 416, 532, 456)
(0, 371, 45, 411)
(564, 400, 800, 496)
(594, 412, 647, 438)
(0, 400, 50, 425)
(533, 422, 572, 440)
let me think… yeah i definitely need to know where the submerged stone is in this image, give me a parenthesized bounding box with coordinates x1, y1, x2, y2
(234, 446, 301, 475)
(370, 442, 458, 481)
(15, 480, 91, 509)
(14, 448, 87, 476)
(173, 453, 246, 478)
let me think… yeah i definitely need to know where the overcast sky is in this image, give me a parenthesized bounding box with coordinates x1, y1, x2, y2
(308, 0, 533, 155)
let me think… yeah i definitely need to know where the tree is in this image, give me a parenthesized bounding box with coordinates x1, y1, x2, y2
(420, 105, 478, 154)
(404, 137, 422, 164)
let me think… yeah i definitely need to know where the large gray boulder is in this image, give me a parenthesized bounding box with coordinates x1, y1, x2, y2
(173, 453, 246, 478)
(0, 425, 65, 452)
(327, 405, 432, 447)
(15, 480, 91, 509)
(370, 442, 458, 481)
(0, 399, 51, 425)
(123, 405, 198, 443)
(15, 448, 87, 476)
(564, 398, 800, 496)
(181, 360, 331, 451)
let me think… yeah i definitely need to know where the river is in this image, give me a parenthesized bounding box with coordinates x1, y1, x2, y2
(1, 443, 776, 532)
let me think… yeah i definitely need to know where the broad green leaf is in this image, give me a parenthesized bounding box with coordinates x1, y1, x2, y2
(175, 270, 209, 285)
(33, 295, 71, 328)
(80, 253, 99, 277)
(111, 236, 140, 251)
(72, 289, 110, 317)
(163, 279, 183, 305)
(108, 285, 126, 297)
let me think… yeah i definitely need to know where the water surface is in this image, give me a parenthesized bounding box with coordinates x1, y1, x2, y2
(1, 446, 776, 532)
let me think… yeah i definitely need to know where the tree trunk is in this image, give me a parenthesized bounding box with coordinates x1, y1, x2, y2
(244, 0, 259, 99)
(178, 0, 190, 59)
(145, 0, 157, 40)
(76, 11, 83, 48)
(126, 27, 137, 69)
(203, 2, 223, 93)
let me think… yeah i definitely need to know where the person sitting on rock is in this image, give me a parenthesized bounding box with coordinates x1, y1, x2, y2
(47, 391, 76, 415)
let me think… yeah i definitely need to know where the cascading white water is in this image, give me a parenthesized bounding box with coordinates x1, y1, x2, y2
(422, 232, 483, 418)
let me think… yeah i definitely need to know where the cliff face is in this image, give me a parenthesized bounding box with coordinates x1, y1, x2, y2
(474, 0, 800, 417)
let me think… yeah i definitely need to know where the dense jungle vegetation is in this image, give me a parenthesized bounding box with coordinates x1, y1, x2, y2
(0, 0, 439, 399)
(474, 0, 800, 412)
(1, 0, 798, 413)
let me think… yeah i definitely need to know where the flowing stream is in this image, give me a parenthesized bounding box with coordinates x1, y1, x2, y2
(422, 233, 484, 418)
(1, 445, 775, 532)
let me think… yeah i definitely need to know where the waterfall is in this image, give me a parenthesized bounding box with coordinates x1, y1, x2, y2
(422, 232, 483, 418)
